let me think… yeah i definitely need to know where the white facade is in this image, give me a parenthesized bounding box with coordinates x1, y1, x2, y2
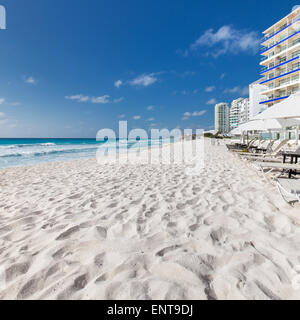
(215, 103, 229, 134)
(260, 6, 300, 107)
(229, 98, 251, 129)
(238, 98, 250, 124)
(249, 80, 267, 119)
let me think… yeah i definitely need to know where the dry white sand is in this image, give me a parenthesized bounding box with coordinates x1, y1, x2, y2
(0, 139, 300, 300)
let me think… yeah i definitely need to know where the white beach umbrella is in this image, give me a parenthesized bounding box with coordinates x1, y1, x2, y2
(264, 118, 300, 129)
(255, 92, 300, 120)
(232, 118, 300, 134)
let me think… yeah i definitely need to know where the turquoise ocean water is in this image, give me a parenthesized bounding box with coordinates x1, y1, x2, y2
(0, 138, 162, 169)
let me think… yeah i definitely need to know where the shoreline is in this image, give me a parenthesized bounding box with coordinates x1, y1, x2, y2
(0, 139, 187, 171)
(0, 138, 182, 171)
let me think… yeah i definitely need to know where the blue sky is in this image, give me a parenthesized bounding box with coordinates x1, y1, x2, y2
(0, 0, 298, 137)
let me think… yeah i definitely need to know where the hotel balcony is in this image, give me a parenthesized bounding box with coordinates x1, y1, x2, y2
(260, 35, 300, 66)
(261, 72, 300, 94)
(261, 26, 300, 52)
(262, 8, 300, 43)
(259, 83, 300, 105)
(260, 50, 300, 74)
(260, 61, 300, 83)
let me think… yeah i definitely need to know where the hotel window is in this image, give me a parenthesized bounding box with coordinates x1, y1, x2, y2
(292, 38, 300, 46)
(279, 57, 286, 63)
(292, 50, 300, 58)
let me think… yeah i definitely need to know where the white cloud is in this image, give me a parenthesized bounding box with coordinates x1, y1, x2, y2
(129, 73, 158, 87)
(133, 115, 141, 120)
(220, 73, 226, 79)
(65, 94, 90, 102)
(146, 117, 155, 122)
(206, 98, 217, 105)
(0, 112, 5, 119)
(190, 25, 260, 57)
(25, 76, 37, 84)
(114, 80, 123, 88)
(205, 86, 216, 92)
(147, 105, 154, 111)
(119, 114, 126, 118)
(224, 86, 249, 96)
(65, 94, 110, 104)
(0, 99, 21, 106)
(113, 97, 125, 103)
(192, 111, 207, 116)
(91, 95, 110, 104)
(182, 110, 206, 120)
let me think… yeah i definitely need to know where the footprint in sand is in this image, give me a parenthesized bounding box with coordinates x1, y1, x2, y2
(96, 226, 107, 238)
(17, 277, 43, 299)
(94, 253, 106, 269)
(56, 226, 80, 240)
(156, 245, 182, 257)
(6, 262, 31, 282)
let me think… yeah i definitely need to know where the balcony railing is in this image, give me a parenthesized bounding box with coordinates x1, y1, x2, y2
(260, 87, 300, 104)
(261, 15, 300, 43)
(260, 55, 300, 74)
(261, 29, 300, 54)
(261, 23, 289, 43)
(261, 28, 300, 51)
(261, 38, 300, 61)
(260, 63, 300, 83)
(263, 75, 300, 91)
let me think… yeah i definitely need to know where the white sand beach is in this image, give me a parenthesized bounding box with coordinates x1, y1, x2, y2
(0, 139, 300, 300)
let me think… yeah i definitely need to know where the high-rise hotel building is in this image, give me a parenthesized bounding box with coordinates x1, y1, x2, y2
(215, 103, 230, 134)
(260, 6, 300, 107)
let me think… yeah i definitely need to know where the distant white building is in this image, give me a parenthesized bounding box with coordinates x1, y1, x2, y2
(230, 98, 244, 130)
(215, 103, 230, 134)
(249, 80, 267, 120)
(239, 98, 250, 124)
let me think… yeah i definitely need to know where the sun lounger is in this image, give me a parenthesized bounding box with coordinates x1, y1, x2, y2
(226, 140, 252, 150)
(239, 139, 288, 158)
(228, 139, 260, 152)
(255, 140, 273, 153)
(242, 156, 282, 163)
(252, 162, 300, 179)
(275, 178, 300, 204)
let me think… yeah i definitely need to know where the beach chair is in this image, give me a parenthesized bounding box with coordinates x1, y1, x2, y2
(229, 138, 259, 152)
(280, 140, 298, 153)
(275, 178, 300, 204)
(267, 139, 287, 154)
(242, 155, 283, 163)
(226, 140, 251, 150)
(255, 139, 273, 153)
(248, 139, 261, 150)
(252, 162, 300, 180)
(240, 140, 288, 161)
